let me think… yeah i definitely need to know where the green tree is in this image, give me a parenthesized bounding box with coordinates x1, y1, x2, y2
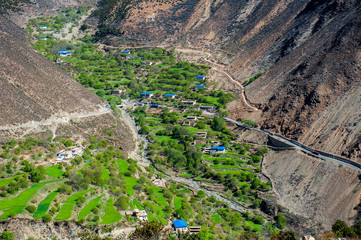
(115, 195, 129, 210)
(129, 221, 164, 240)
(25, 205, 37, 213)
(332, 220, 356, 238)
(0, 231, 15, 240)
(239, 231, 260, 240)
(271, 230, 297, 240)
(275, 213, 287, 229)
(211, 116, 225, 132)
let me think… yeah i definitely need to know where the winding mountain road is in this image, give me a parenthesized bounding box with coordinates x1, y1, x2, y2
(220, 114, 361, 172)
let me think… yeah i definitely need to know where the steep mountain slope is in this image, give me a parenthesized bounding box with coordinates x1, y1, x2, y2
(0, 17, 104, 127)
(9, 0, 98, 27)
(95, 0, 361, 159)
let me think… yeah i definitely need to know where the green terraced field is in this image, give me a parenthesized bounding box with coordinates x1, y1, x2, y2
(117, 159, 128, 173)
(147, 212, 157, 222)
(33, 191, 59, 219)
(102, 167, 110, 181)
(178, 174, 193, 178)
(153, 196, 167, 208)
(0, 180, 58, 219)
(0, 175, 21, 188)
(124, 177, 137, 196)
(210, 165, 240, 170)
(144, 200, 165, 217)
(133, 199, 143, 210)
(174, 197, 183, 210)
(55, 189, 93, 220)
(78, 195, 104, 220)
(45, 165, 64, 177)
(157, 215, 168, 225)
(101, 197, 122, 225)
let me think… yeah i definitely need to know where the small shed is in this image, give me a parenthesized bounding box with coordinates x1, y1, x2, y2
(164, 94, 176, 99)
(140, 92, 153, 98)
(39, 25, 48, 29)
(121, 50, 131, 54)
(189, 226, 202, 233)
(196, 132, 207, 138)
(41, 37, 47, 40)
(173, 220, 188, 232)
(211, 146, 226, 154)
(186, 116, 197, 121)
(196, 75, 206, 81)
(111, 89, 123, 96)
(180, 100, 196, 105)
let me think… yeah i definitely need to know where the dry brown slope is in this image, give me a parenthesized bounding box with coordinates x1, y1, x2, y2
(263, 150, 361, 228)
(0, 17, 104, 127)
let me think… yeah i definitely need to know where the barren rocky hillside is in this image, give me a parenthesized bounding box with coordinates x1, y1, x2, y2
(10, 0, 98, 27)
(0, 17, 104, 127)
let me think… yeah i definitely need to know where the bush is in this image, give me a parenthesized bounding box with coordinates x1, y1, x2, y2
(43, 214, 52, 222)
(25, 205, 37, 213)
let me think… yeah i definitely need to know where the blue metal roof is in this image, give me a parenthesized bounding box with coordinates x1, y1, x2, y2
(140, 92, 153, 95)
(173, 220, 187, 228)
(211, 146, 226, 150)
(39, 25, 47, 27)
(122, 50, 131, 53)
(196, 75, 205, 78)
(164, 94, 175, 97)
(194, 85, 206, 87)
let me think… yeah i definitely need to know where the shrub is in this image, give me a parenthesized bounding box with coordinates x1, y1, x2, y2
(25, 205, 37, 213)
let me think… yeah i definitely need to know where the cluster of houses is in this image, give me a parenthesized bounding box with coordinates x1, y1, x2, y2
(58, 49, 72, 57)
(56, 146, 83, 162)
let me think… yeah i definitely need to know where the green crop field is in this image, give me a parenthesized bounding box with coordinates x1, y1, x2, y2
(144, 200, 164, 217)
(0, 175, 20, 188)
(33, 191, 59, 219)
(157, 215, 168, 225)
(212, 214, 222, 224)
(45, 165, 64, 177)
(210, 165, 239, 170)
(133, 199, 143, 210)
(147, 212, 157, 222)
(102, 167, 110, 181)
(154, 195, 167, 208)
(55, 189, 93, 220)
(117, 159, 128, 173)
(0, 180, 58, 219)
(78, 195, 104, 220)
(124, 177, 137, 196)
(101, 197, 122, 225)
(174, 197, 183, 210)
(178, 174, 193, 178)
